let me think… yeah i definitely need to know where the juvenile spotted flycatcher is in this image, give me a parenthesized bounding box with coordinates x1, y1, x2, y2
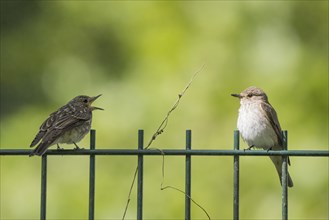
(232, 86, 293, 187)
(30, 95, 103, 156)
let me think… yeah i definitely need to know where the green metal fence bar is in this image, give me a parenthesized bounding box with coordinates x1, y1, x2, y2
(137, 130, 144, 220)
(89, 130, 96, 220)
(1, 149, 328, 156)
(282, 131, 288, 220)
(41, 155, 47, 220)
(185, 130, 192, 220)
(233, 130, 240, 220)
(1, 130, 329, 220)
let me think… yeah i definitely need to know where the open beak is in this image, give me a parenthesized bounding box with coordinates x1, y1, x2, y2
(231, 93, 241, 98)
(89, 94, 104, 110)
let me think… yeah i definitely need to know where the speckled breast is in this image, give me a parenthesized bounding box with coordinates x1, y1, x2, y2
(57, 120, 92, 144)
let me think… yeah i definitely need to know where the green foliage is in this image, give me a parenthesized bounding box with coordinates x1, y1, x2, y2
(1, 1, 328, 219)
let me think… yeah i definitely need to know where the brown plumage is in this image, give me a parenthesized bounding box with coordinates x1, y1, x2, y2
(232, 87, 293, 187)
(30, 95, 103, 156)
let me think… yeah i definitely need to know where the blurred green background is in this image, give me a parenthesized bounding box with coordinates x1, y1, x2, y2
(1, 1, 328, 219)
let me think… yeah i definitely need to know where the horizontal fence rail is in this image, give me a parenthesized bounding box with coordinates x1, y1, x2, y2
(1, 149, 328, 156)
(0, 129, 328, 220)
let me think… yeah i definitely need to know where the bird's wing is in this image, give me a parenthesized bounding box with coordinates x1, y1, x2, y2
(260, 102, 284, 147)
(30, 107, 91, 155)
(53, 107, 91, 130)
(30, 129, 63, 156)
(260, 102, 291, 166)
(40, 120, 86, 147)
(30, 105, 91, 147)
(30, 109, 59, 147)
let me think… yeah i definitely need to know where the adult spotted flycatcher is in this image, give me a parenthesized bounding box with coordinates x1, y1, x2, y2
(232, 86, 293, 187)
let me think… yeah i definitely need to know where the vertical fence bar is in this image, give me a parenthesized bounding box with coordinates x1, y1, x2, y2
(137, 130, 144, 220)
(282, 130, 288, 220)
(185, 130, 192, 220)
(233, 130, 240, 220)
(89, 130, 96, 220)
(40, 155, 47, 220)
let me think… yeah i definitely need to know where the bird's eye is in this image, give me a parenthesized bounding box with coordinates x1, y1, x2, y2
(83, 99, 88, 103)
(247, 94, 253, 97)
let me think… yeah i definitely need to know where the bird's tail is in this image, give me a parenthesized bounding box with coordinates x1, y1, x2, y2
(269, 156, 294, 187)
(29, 142, 49, 157)
(30, 131, 46, 147)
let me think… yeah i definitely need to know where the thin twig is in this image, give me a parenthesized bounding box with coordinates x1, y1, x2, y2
(122, 65, 209, 220)
(122, 166, 138, 219)
(160, 152, 211, 220)
(145, 64, 204, 150)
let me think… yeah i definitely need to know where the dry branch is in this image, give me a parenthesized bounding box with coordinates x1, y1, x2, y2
(122, 65, 210, 220)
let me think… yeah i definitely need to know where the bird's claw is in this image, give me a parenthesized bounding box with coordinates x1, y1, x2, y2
(57, 145, 64, 150)
(73, 146, 84, 150)
(244, 145, 254, 151)
(73, 142, 84, 150)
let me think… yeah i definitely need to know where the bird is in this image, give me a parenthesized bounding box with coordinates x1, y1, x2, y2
(231, 86, 293, 187)
(30, 95, 103, 156)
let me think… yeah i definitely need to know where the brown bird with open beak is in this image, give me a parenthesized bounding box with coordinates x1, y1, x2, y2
(30, 95, 103, 156)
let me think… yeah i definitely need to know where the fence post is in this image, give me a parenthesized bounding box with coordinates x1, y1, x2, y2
(40, 155, 47, 220)
(233, 130, 240, 220)
(137, 130, 144, 220)
(89, 130, 96, 220)
(282, 131, 288, 220)
(185, 130, 192, 220)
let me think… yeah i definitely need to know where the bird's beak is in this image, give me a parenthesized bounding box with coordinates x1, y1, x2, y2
(90, 94, 104, 111)
(91, 106, 104, 111)
(231, 93, 241, 98)
(90, 94, 102, 103)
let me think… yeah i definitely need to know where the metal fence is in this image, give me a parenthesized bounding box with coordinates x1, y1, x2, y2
(0, 129, 328, 220)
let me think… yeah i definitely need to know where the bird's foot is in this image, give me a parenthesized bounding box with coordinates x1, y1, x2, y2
(266, 147, 273, 152)
(73, 142, 84, 150)
(57, 144, 64, 150)
(244, 145, 255, 151)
